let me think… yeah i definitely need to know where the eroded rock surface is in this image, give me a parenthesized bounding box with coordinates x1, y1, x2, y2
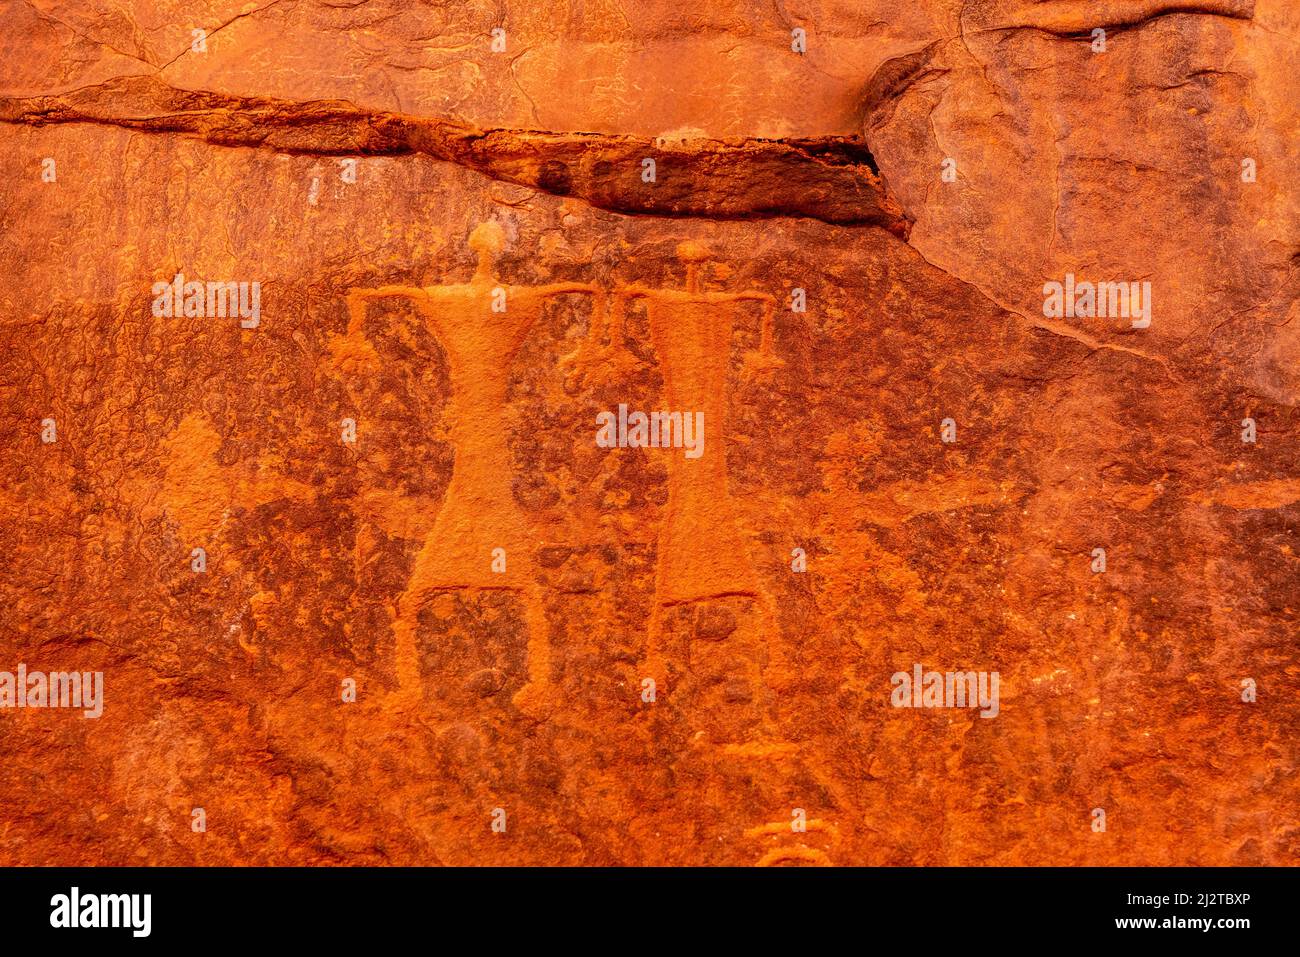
(0, 0, 1295, 865)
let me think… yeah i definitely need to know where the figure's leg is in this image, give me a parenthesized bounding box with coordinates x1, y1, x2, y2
(391, 534, 555, 715)
(389, 537, 441, 705)
(389, 519, 488, 705)
(646, 587, 790, 748)
(511, 581, 555, 718)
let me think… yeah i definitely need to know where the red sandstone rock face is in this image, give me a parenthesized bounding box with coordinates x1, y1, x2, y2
(0, 1, 1296, 866)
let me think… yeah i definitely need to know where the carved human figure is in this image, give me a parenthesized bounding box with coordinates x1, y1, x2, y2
(614, 241, 777, 606)
(342, 221, 599, 710)
(602, 240, 791, 751)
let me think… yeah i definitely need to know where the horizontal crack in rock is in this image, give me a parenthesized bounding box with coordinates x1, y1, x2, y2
(984, 0, 1254, 36)
(0, 75, 911, 235)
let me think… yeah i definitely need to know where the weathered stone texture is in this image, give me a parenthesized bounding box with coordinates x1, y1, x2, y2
(0, 0, 1296, 865)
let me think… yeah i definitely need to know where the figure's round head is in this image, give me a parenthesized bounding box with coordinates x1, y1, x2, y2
(676, 240, 710, 264)
(469, 221, 506, 255)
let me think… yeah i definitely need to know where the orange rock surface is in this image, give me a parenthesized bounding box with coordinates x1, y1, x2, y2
(0, 1, 1296, 865)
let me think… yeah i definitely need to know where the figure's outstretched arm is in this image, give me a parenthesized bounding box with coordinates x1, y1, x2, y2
(560, 285, 648, 379)
(527, 282, 606, 353)
(722, 291, 777, 355)
(535, 282, 605, 330)
(610, 286, 654, 345)
(535, 281, 601, 299)
(345, 285, 426, 336)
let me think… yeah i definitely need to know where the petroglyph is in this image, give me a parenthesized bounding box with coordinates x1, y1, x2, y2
(616, 241, 778, 608)
(597, 242, 792, 746)
(340, 222, 599, 712)
(337, 229, 789, 720)
(744, 818, 842, 867)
